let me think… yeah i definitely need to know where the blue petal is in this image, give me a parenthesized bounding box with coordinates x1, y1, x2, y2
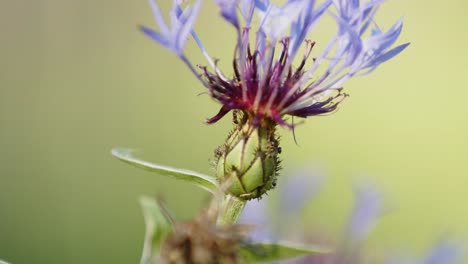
(333, 0, 359, 20)
(359, 7, 379, 35)
(175, 0, 202, 52)
(357, 18, 406, 70)
(332, 11, 363, 66)
(371, 42, 410, 66)
(365, 18, 404, 53)
(256, 0, 304, 41)
(139, 25, 172, 50)
(255, 0, 269, 12)
(215, 0, 239, 28)
(240, 0, 255, 24)
(148, 0, 170, 36)
(141, 0, 203, 55)
(256, 29, 267, 54)
(290, 0, 332, 56)
(173, 2, 210, 60)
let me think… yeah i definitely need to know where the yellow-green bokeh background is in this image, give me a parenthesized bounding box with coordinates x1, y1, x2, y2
(1, 0, 467, 263)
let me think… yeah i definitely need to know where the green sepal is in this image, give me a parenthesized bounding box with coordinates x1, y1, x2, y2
(227, 170, 247, 195)
(240, 241, 330, 263)
(139, 196, 174, 264)
(242, 158, 264, 192)
(224, 139, 244, 173)
(242, 131, 259, 172)
(216, 154, 225, 179)
(111, 148, 217, 193)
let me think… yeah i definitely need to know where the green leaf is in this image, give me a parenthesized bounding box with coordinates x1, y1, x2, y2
(0, 260, 10, 264)
(140, 196, 174, 264)
(111, 148, 217, 193)
(240, 241, 330, 263)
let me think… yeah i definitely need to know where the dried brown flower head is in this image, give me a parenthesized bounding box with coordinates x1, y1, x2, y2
(160, 207, 250, 264)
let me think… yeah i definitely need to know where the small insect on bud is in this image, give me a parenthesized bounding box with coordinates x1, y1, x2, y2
(214, 111, 281, 200)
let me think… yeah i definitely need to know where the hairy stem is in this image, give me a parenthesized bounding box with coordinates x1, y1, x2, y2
(217, 194, 246, 225)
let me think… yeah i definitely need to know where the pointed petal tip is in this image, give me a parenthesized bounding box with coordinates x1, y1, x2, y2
(139, 24, 158, 37)
(138, 24, 150, 32)
(205, 106, 231, 124)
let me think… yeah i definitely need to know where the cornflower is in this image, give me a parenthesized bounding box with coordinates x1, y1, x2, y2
(141, 0, 408, 126)
(140, 0, 409, 199)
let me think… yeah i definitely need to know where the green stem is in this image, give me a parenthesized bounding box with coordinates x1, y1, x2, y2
(217, 194, 246, 225)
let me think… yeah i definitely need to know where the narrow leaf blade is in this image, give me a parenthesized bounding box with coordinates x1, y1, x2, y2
(140, 196, 174, 264)
(111, 148, 217, 192)
(240, 241, 330, 263)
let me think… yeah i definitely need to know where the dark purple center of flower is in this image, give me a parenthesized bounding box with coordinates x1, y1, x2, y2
(201, 36, 346, 127)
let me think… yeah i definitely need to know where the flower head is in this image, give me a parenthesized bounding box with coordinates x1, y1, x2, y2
(140, 0, 408, 199)
(141, 0, 408, 128)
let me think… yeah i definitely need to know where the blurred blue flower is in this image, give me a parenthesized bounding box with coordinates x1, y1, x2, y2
(141, 0, 409, 127)
(384, 240, 464, 264)
(277, 169, 323, 216)
(345, 183, 382, 244)
(238, 170, 323, 241)
(239, 171, 464, 264)
(423, 241, 464, 264)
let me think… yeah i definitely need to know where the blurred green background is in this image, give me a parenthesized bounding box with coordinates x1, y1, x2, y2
(1, 0, 467, 263)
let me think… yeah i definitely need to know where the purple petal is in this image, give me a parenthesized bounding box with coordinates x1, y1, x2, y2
(288, 93, 343, 118)
(206, 106, 231, 124)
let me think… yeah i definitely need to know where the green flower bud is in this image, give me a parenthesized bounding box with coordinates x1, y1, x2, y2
(214, 111, 281, 200)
